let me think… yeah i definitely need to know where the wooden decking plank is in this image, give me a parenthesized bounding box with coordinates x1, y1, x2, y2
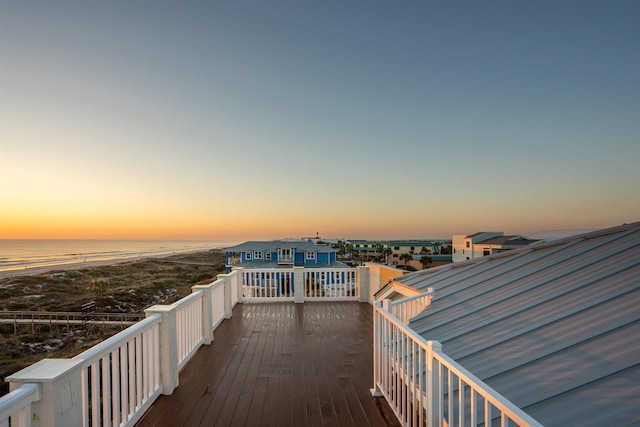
(241, 306, 278, 426)
(204, 306, 264, 426)
(136, 302, 399, 427)
(276, 322, 300, 427)
(183, 305, 260, 425)
(262, 320, 286, 426)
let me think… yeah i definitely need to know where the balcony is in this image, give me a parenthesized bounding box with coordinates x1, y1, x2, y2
(277, 255, 294, 265)
(137, 302, 398, 426)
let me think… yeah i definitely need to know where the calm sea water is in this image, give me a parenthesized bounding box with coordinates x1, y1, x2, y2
(0, 240, 239, 273)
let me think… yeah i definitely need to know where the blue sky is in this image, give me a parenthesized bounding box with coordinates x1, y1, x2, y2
(1, 1, 639, 240)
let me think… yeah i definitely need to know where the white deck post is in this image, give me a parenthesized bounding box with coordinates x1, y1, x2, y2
(192, 286, 213, 345)
(293, 267, 305, 303)
(232, 267, 244, 304)
(219, 273, 233, 318)
(427, 340, 443, 427)
(357, 266, 370, 303)
(7, 359, 84, 427)
(145, 305, 179, 395)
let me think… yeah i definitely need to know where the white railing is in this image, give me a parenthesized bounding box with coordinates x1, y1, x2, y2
(240, 267, 360, 302)
(372, 300, 543, 427)
(242, 269, 294, 300)
(210, 278, 226, 329)
(0, 383, 39, 427)
(277, 255, 294, 264)
(2, 269, 243, 427)
(75, 314, 162, 427)
(174, 292, 204, 370)
(303, 269, 358, 300)
(389, 289, 433, 324)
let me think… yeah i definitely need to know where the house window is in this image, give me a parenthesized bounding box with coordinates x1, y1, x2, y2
(483, 249, 490, 256)
(410, 246, 415, 251)
(254, 251, 263, 260)
(466, 241, 470, 248)
(306, 251, 316, 260)
(453, 249, 457, 254)
(394, 246, 400, 250)
(266, 253, 271, 260)
(246, 252, 252, 260)
(393, 254, 398, 258)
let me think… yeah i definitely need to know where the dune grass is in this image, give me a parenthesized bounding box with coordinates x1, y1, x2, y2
(0, 249, 226, 395)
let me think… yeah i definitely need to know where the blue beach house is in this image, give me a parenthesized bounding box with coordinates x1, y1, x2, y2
(225, 240, 344, 270)
(224, 240, 354, 299)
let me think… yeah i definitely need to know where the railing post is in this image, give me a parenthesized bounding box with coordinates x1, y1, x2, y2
(145, 305, 179, 395)
(6, 359, 84, 427)
(293, 267, 305, 303)
(211, 273, 233, 319)
(222, 274, 233, 318)
(232, 267, 244, 303)
(427, 340, 443, 427)
(357, 266, 370, 303)
(370, 301, 384, 398)
(191, 286, 213, 345)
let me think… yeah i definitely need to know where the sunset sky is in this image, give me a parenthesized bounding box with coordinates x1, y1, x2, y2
(1, 1, 639, 240)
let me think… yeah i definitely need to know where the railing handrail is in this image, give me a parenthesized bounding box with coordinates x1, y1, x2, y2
(74, 314, 161, 362)
(373, 301, 543, 427)
(388, 289, 433, 307)
(194, 277, 225, 290)
(168, 290, 202, 310)
(0, 383, 39, 424)
(433, 349, 543, 426)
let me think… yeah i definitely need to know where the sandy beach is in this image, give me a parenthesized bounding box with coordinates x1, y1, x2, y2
(0, 249, 213, 280)
(0, 258, 145, 280)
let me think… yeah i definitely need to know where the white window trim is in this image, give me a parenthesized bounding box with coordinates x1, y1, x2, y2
(246, 252, 252, 260)
(306, 251, 316, 260)
(254, 251, 263, 260)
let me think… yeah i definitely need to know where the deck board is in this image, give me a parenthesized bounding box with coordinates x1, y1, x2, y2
(136, 302, 399, 427)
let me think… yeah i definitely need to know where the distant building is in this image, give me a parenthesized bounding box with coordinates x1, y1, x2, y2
(452, 232, 539, 262)
(350, 240, 451, 266)
(225, 240, 345, 271)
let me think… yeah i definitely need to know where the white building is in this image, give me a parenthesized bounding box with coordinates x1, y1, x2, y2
(452, 231, 539, 262)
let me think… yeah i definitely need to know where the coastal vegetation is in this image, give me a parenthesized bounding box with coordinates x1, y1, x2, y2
(0, 250, 226, 395)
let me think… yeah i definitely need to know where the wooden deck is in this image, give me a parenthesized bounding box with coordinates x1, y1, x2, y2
(136, 302, 399, 427)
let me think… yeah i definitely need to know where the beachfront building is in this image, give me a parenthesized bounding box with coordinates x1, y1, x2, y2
(351, 240, 448, 263)
(451, 231, 539, 262)
(3, 223, 639, 426)
(225, 240, 342, 269)
(224, 240, 355, 299)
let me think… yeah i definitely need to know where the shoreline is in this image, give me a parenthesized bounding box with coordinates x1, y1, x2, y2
(0, 249, 219, 280)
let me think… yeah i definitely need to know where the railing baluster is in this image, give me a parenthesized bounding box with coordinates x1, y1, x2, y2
(459, 377, 464, 427)
(373, 301, 543, 427)
(471, 389, 477, 426)
(135, 335, 142, 410)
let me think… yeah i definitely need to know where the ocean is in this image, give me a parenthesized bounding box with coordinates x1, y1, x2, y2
(0, 239, 239, 273)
